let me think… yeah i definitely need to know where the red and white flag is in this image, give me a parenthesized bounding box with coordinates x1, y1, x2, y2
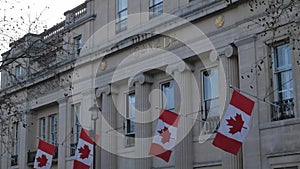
(149, 109, 180, 162)
(73, 128, 94, 169)
(213, 90, 255, 155)
(33, 140, 56, 169)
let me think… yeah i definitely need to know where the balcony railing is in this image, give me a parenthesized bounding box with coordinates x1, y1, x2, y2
(27, 151, 36, 164)
(11, 155, 18, 166)
(70, 142, 78, 156)
(41, 21, 65, 40)
(74, 3, 87, 20)
(124, 134, 135, 147)
(201, 116, 220, 135)
(65, 1, 88, 25)
(272, 98, 295, 121)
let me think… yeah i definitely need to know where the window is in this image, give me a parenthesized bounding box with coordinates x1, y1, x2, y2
(71, 104, 81, 156)
(161, 80, 175, 112)
(124, 92, 135, 147)
(201, 68, 219, 134)
(15, 65, 23, 80)
(49, 114, 58, 146)
(39, 118, 46, 141)
(272, 43, 294, 121)
(116, 0, 127, 33)
(74, 35, 82, 57)
(150, 0, 163, 18)
(11, 123, 19, 166)
(125, 92, 135, 135)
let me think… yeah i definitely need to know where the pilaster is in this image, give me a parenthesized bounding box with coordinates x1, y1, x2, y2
(219, 44, 243, 169)
(96, 85, 118, 169)
(57, 97, 67, 169)
(129, 73, 153, 169)
(167, 62, 194, 169)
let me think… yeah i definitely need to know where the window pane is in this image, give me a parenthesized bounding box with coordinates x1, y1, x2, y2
(275, 43, 291, 70)
(72, 104, 81, 143)
(278, 70, 293, 100)
(118, 10, 128, 20)
(126, 92, 135, 134)
(150, 0, 163, 6)
(75, 36, 82, 56)
(272, 43, 294, 121)
(161, 80, 175, 112)
(202, 68, 219, 119)
(118, 0, 127, 11)
(203, 68, 219, 100)
(150, 0, 163, 17)
(40, 118, 46, 141)
(15, 65, 23, 80)
(50, 115, 58, 145)
(116, 0, 127, 32)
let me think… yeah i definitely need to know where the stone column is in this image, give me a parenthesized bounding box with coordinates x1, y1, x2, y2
(96, 85, 117, 169)
(219, 44, 243, 169)
(57, 98, 67, 169)
(166, 62, 195, 169)
(129, 73, 153, 169)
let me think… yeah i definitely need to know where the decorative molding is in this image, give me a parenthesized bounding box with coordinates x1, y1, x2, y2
(266, 150, 300, 158)
(57, 97, 67, 104)
(234, 35, 257, 46)
(166, 62, 194, 75)
(225, 44, 238, 58)
(128, 73, 153, 87)
(95, 85, 111, 98)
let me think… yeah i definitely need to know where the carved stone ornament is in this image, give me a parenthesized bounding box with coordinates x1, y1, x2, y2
(128, 73, 154, 87)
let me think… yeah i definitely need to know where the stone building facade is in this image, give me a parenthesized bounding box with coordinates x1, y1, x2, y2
(1, 0, 300, 169)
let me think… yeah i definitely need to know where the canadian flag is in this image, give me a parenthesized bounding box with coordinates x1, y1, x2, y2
(73, 128, 94, 169)
(149, 109, 180, 162)
(33, 140, 56, 169)
(213, 90, 255, 155)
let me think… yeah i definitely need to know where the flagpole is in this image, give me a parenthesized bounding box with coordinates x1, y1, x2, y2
(229, 85, 279, 107)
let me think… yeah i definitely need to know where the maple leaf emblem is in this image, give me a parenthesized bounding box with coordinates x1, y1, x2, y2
(158, 126, 172, 144)
(36, 154, 48, 167)
(78, 144, 91, 159)
(226, 113, 247, 135)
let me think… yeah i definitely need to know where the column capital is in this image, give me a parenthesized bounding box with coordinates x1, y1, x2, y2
(128, 73, 153, 87)
(96, 85, 111, 98)
(224, 44, 238, 58)
(57, 97, 67, 104)
(166, 62, 194, 75)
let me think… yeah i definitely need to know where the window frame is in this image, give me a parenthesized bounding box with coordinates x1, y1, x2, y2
(15, 64, 23, 80)
(11, 122, 19, 166)
(49, 114, 58, 146)
(70, 103, 81, 156)
(201, 67, 220, 121)
(74, 35, 82, 57)
(39, 118, 46, 141)
(72, 104, 81, 143)
(271, 42, 295, 121)
(160, 80, 175, 112)
(125, 91, 135, 136)
(116, 0, 128, 33)
(149, 0, 163, 18)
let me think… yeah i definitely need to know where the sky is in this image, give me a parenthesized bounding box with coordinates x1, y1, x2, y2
(0, 0, 85, 52)
(19, 0, 85, 29)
